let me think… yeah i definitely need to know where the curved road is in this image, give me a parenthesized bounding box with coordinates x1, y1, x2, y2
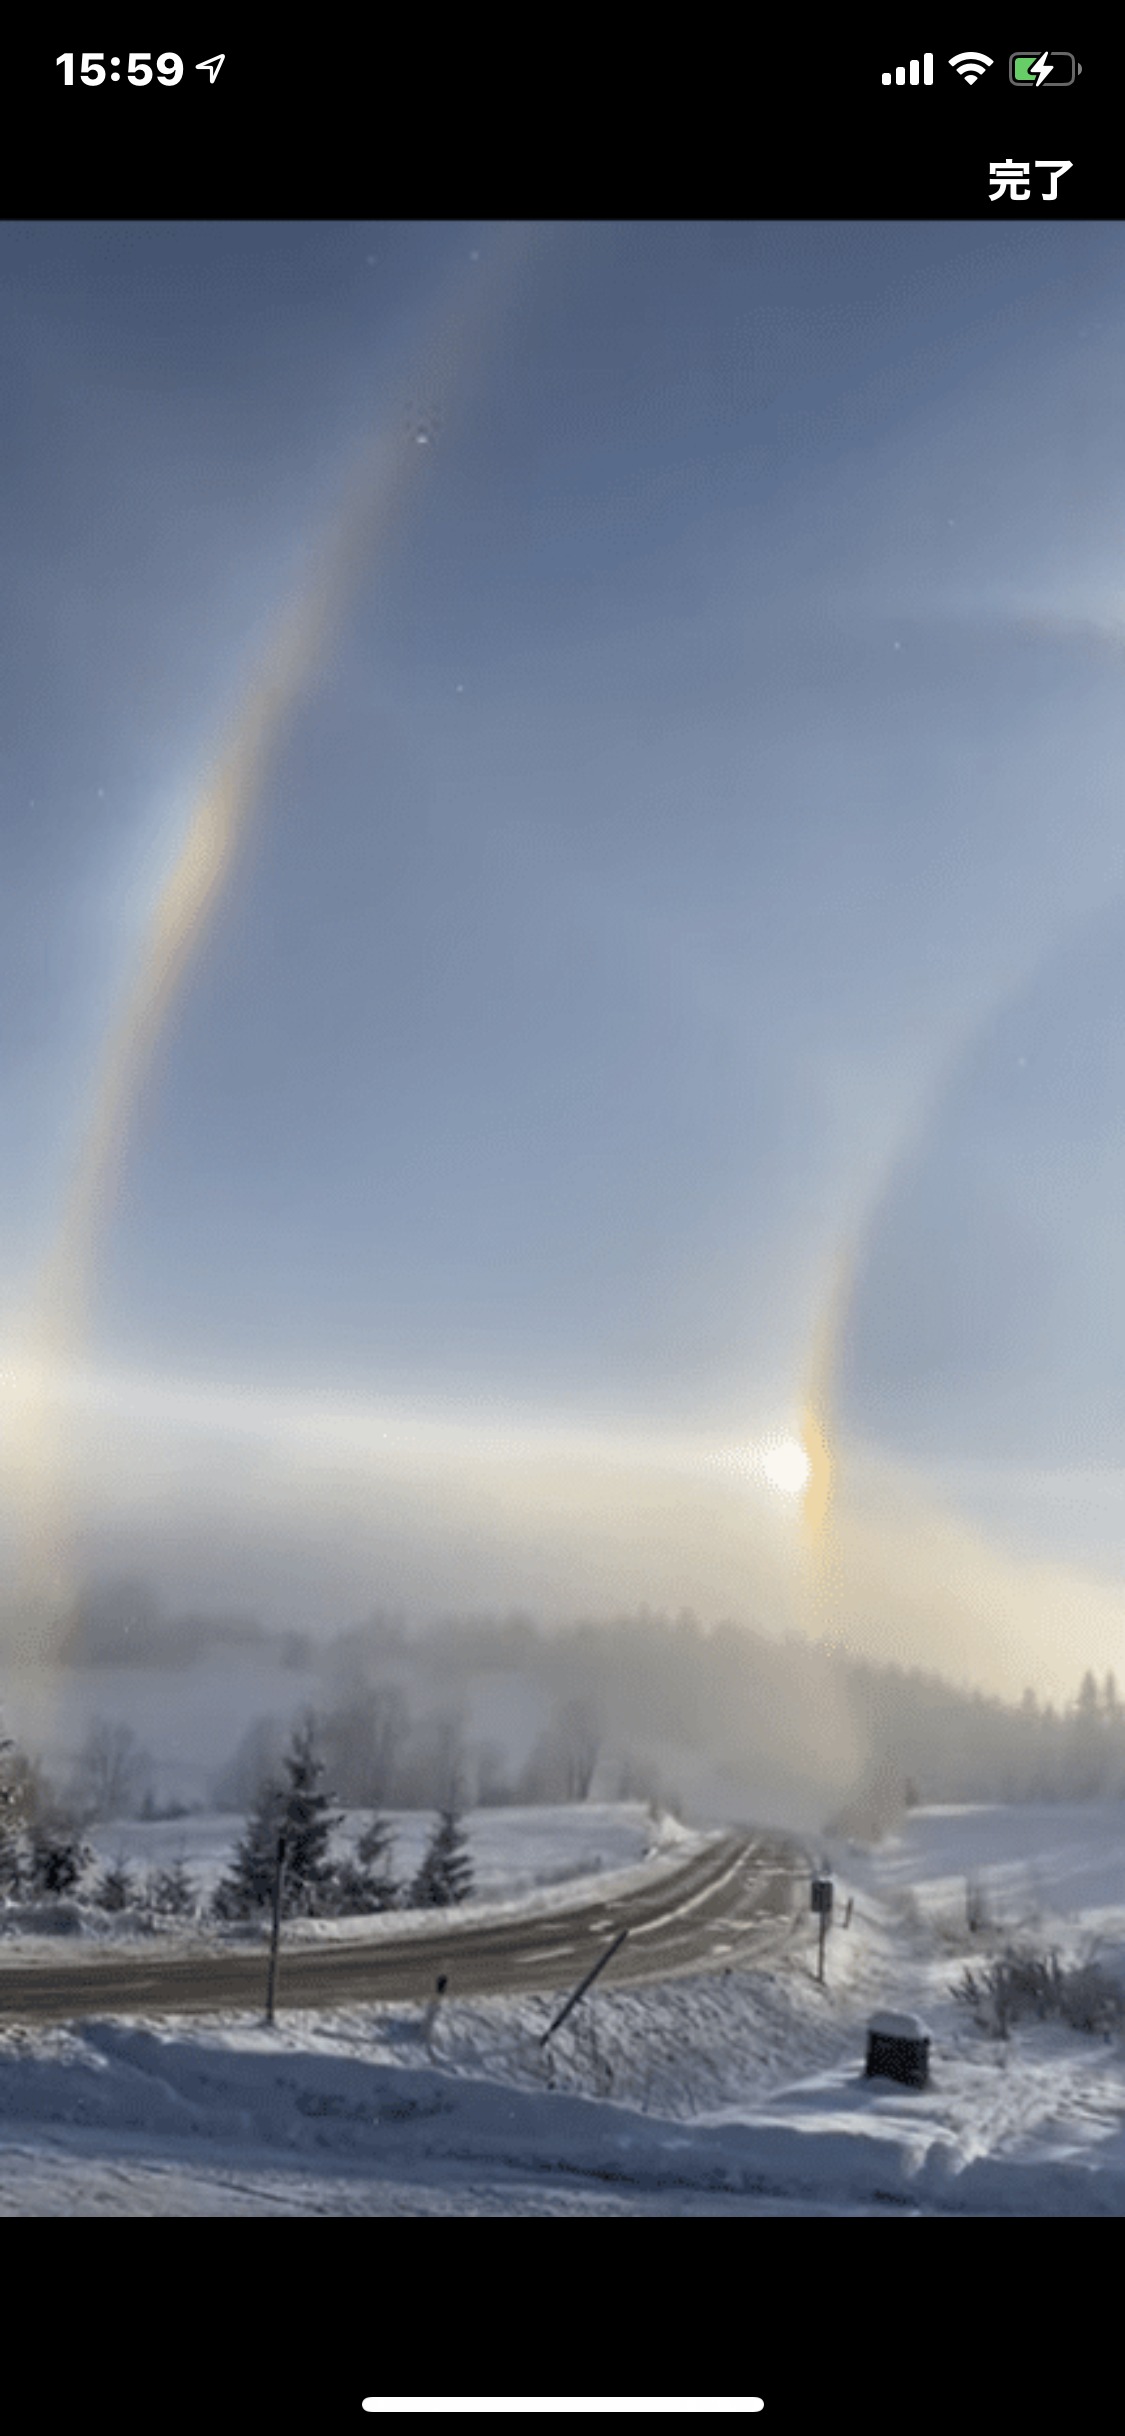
(0, 1830, 806, 2026)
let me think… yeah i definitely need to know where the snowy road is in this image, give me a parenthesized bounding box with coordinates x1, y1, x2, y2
(0, 1830, 802, 2026)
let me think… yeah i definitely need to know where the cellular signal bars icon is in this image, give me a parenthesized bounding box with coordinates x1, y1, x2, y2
(882, 54, 933, 84)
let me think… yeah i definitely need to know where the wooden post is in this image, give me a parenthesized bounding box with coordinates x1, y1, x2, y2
(817, 1903, 827, 1984)
(265, 1827, 287, 2025)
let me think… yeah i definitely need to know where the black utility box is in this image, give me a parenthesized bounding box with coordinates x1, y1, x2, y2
(865, 2010, 930, 2088)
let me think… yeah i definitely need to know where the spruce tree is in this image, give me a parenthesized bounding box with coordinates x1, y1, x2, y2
(409, 1806, 474, 1907)
(93, 1858, 135, 1912)
(0, 1814, 23, 1899)
(28, 1824, 91, 1898)
(149, 1855, 197, 1917)
(214, 1717, 342, 1920)
(369, 1815, 401, 1903)
(0, 1715, 41, 1893)
(277, 1718, 341, 1913)
(331, 1813, 400, 1913)
(1, 1712, 92, 1901)
(0, 1730, 21, 1896)
(213, 1771, 286, 1920)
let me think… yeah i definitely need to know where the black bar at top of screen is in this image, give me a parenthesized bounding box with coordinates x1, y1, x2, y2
(7, 33, 1114, 217)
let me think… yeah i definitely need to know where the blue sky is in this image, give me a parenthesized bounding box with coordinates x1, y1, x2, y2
(5, 220, 1125, 1683)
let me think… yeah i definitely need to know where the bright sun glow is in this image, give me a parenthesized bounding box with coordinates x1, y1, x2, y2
(760, 1436, 813, 1496)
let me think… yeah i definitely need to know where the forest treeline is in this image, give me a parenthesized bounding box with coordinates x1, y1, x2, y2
(16, 1586, 1125, 1825)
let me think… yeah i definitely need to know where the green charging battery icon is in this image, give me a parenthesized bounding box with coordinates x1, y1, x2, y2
(1010, 52, 1080, 83)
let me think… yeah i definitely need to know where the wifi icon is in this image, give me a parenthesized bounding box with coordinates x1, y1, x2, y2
(949, 51, 993, 83)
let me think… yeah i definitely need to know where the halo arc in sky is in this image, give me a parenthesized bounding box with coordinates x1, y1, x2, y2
(796, 786, 1125, 1606)
(2, 225, 543, 1633)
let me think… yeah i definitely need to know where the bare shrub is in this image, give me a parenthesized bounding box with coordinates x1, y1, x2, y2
(952, 1946, 1125, 2039)
(71, 1721, 153, 1823)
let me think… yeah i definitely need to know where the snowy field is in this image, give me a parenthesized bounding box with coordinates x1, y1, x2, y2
(836, 1799, 1125, 1935)
(2, 1801, 1125, 2213)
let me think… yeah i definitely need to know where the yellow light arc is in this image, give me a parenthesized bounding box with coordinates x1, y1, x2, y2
(793, 846, 1125, 1648)
(798, 1242, 853, 1621)
(3, 227, 541, 1649)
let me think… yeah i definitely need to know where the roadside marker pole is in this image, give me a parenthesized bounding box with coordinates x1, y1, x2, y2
(539, 1929, 628, 2047)
(422, 1972, 448, 2049)
(810, 1871, 834, 1985)
(265, 1828, 287, 2026)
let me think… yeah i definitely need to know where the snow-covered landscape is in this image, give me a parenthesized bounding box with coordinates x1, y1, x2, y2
(11, 220, 1125, 2273)
(2, 1797, 1125, 2213)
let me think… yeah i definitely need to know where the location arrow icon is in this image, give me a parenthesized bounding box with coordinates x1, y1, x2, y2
(195, 55, 224, 82)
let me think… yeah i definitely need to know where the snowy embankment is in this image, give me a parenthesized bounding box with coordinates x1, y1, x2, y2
(2, 1802, 1125, 2212)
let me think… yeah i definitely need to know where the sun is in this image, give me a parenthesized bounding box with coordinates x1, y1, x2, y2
(760, 1435, 813, 1496)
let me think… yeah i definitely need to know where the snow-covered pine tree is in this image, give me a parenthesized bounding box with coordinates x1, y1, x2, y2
(0, 1823, 21, 1898)
(361, 1814, 400, 1905)
(149, 1855, 197, 1917)
(27, 1823, 92, 1898)
(93, 1858, 135, 1912)
(1069, 1668, 1106, 1798)
(213, 1717, 342, 1920)
(212, 1770, 286, 1919)
(330, 1813, 400, 1913)
(0, 1721, 21, 1896)
(356, 1813, 396, 1881)
(409, 1806, 474, 1907)
(276, 1718, 341, 1914)
(0, 1714, 16, 1809)
(0, 1714, 43, 1894)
